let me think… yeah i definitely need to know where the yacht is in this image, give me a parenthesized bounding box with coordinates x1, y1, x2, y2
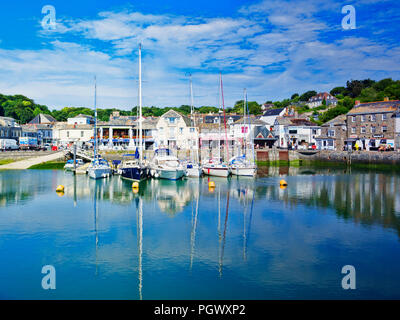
(202, 157, 231, 177)
(150, 148, 186, 180)
(230, 155, 257, 177)
(88, 157, 112, 179)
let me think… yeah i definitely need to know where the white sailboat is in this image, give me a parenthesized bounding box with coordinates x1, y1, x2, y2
(88, 76, 112, 180)
(185, 74, 202, 178)
(202, 73, 231, 177)
(120, 44, 149, 182)
(230, 88, 257, 177)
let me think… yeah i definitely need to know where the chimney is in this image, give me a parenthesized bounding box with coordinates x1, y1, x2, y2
(355, 100, 361, 106)
(384, 97, 389, 102)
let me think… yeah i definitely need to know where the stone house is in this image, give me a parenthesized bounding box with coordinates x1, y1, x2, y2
(315, 114, 347, 151)
(307, 92, 338, 109)
(346, 100, 400, 150)
(155, 109, 198, 150)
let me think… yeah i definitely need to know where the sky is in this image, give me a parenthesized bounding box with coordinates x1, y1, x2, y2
(0, 0, 399, 110)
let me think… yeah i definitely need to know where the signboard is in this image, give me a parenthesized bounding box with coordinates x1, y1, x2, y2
(373, 134, 384, 138)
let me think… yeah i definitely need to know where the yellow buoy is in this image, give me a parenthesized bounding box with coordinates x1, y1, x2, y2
(56, 185, 65, 193)
(209, 186, 215, 193)
(132, 182, 139, 189)
(132, 187, 139, 194)
(280, 179, 288, 186)
(208, 181, 216, 188)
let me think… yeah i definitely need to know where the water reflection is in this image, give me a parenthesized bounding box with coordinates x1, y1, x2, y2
(1, 169, 400, 298)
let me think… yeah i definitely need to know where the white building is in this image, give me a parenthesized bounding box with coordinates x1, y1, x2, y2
(53, 122, 93, 145)
(155, 110, 199, 150)
(260, 107, 287, 130)
(306, 92, 338, 109)
(67, 114, 95, 125)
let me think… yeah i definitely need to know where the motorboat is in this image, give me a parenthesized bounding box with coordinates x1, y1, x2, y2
(150, 148, 186, 180)
(64, 158, 84, 171)
(120, 153, 149, 181)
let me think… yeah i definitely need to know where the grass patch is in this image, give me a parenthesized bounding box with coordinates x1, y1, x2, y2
(29, 161, 65, 170)
(0, 159, 16, 165)
(257, 159, 302, 167)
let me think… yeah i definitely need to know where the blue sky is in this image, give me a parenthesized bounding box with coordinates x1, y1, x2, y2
(0, 0, 399, 110)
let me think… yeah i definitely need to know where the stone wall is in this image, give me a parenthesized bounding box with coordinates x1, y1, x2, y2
(298, 150, 400, 164)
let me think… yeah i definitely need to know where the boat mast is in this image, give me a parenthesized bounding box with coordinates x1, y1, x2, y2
(218, 74, 222, 162)
(94, 76, 97, 161)
(247, 92, 256, 165)
(139, 44, 143, 165)
(189, 74, 198, 163)
(220, 74, 229, 163)
(243, 88, 247, 158)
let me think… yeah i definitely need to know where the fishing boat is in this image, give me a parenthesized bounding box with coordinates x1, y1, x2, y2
(185, 74, 202, 178)
(150, 148, 186, 180)
(231, 88, 257, 177)
(120, 44, 148, 182)
(64, 158, 84, 171)
(88, 76, 112, 180)
(202, 73, 231, 178)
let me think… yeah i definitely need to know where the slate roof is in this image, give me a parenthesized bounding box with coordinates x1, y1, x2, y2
(347, 100, 400, 115)
(29, 113, 56, 124)
(262, 108, 285, 117)
(321, 114, 347, 127)
(161, 109, 192, 126)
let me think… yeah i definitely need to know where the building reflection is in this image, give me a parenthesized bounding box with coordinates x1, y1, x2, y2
(1, 169, 400, 237)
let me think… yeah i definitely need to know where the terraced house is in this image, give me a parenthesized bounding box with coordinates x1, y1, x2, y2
(315, 114, 347, 151)
(346, 100, 400, 150)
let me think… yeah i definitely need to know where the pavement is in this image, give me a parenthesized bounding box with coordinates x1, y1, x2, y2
(0, 151, 66, 170)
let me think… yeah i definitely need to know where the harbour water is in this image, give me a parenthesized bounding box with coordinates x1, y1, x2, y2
(1, 167, 400, 299)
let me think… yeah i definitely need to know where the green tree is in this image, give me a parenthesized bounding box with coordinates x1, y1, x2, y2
(299, 90, 317, 102)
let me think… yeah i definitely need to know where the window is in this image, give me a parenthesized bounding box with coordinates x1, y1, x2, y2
(312, 129, 317, 135)
(361, 115, 366, 122)
(371, 114, 376, 122)
(382, 114, 387, 120)
(81, 131, 84, 138)
(352, 116, 356, 122)
(179, 127, 183, 134)
(190, 128, 195, 133)
(382, 126, 387, 133)
(328, 130, 335, 137)
(289, 129, 297, 134)
(169, 127, 175, 137)
(159, 127, 163, 133)
(361, 127, 366, 133)
(67, 131, 70, 138)
(168, 117, 177, 124)
(371, 126, 376, 133)
(351, 127, 356, 134)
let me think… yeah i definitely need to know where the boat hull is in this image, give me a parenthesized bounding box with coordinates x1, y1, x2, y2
(186, 167, 202, 178)
(231, 166, 257, 177)
(88, 167, 112, 179)
(151, 168, 186, 180)
(202, 166, 231, 177)
(121, 167, 148, 181)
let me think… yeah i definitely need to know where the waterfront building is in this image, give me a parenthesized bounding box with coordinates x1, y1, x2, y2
(260, 107, 287, 130)
(346, 99, 400, 150)
(67, 114, 95, 125)
(21, 124, 53, 145)
(231, 117, 276, 149)
(0, 117, 22, 141)
(52, 122, 93, 145)
(155, 109, 198, 150)
(97, 115, 157, 150)
(315, 114, 347, 151)
(273, 117, 321, 149)
(307, 92, 338, 109)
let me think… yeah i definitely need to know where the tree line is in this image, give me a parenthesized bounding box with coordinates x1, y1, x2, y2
(1, 78, 399, 125)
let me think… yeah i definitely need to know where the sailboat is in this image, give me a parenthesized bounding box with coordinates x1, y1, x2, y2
(230, 89, 257, 177)
(88, 76, 112, 180)
(120, 44, 149, 182)
(185, 74, 202, 178)
(150, 148, 186, 180)
(202, 73, 231, 177)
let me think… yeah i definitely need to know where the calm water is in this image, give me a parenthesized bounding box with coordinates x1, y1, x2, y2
(0, 167, 400, 299)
